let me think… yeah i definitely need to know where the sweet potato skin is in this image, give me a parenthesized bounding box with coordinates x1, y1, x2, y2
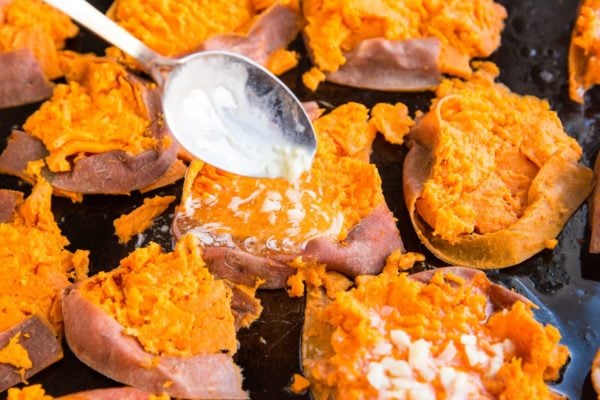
(201, 3, 302, 66)
(58, 387, 161, 400)
(325, 38, 442, 92)
(62, 284, 248, 400)
(174, 203, 403, 289)
(0, 316, 63, 393)
(172, 101, 404, 287)
(404, 138, 593, 268)
(402, 75, 594, 270)
(0, 189, 22, 223)
(589, 154, 600, 253)
(0, 49, 53, 109)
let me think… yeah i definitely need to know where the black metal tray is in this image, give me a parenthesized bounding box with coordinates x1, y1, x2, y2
(1, 0, 599, 398)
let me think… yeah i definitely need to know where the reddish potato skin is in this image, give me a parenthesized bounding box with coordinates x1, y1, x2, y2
(0, 49, 53, 109)
(326, 38, 442, 91)
(403, 135, 593, 269)
(589, 155, 600, 253)
(0, 316, 63, 393)
(62, 285, 248, 400)
(200, 4, 302, 67)
(58, 387, 161, 400)
(0, 74, 177, 195)
(0, 189, 22, 223)
(174, 203, 404, 289)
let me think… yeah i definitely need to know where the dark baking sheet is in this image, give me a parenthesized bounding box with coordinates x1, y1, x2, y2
(1, 0, 599, 398)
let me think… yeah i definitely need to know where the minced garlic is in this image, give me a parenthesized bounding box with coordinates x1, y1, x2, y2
(304, 270, 569, 399)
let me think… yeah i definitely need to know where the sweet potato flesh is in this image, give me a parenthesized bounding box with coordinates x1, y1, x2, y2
(0, 180, 89, 334)
(415, 63, 583, 243)
(79, 236, 237, 357)
(0, 334, 32, 374)
(113, 195, 175, 244)
(569, 0, 600, 103)
(22, 54, 157, 173)
(7, 384, 170, 400)
(109, 0, 290, 58)
(7, 384, 52, 400)
(303, 0, 506, 79)
(180, 103, 411, 256)
(0, 0, 78, 79)
(304, 270, 569, 399)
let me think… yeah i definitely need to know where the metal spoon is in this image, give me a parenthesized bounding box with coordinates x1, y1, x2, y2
(43, 0, 317, 180)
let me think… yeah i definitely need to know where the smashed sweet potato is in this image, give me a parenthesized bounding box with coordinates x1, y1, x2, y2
(0, 0, 78, 108)
(0, 0, 77, 79)
(108, 0, 301, 75)
(7, 384, 169, 400)
(593, 349, 600, 398)
(569, 0, 600, 103)
(173, 102, 412, 288)
(0, 53, 179, 198)
(0, 180, 89, 392)
(114, 195, 176, 244)
(404, 62, 593, 268)
(302, 265, 569, 400)
(589, 154, 600, 253)
(24, 53, 157, 174)
(63, 235, 256, 399)
(302, 0, 506, 91)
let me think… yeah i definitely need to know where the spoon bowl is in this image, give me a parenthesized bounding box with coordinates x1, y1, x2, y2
(43, 0, 316, 180)
(163, 51, 316, 179)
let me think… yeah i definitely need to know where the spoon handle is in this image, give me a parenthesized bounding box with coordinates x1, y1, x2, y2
(43, 0, 165, 71)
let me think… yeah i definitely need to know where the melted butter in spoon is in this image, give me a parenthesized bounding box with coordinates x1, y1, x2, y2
(163, 53, 315, 182)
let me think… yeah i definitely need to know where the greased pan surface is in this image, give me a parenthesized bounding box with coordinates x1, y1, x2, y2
(0, 0, 599, 399)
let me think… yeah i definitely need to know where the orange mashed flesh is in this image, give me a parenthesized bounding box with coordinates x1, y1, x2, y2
(23, 53, 157, 173)
(7, 385, 52, 400)
(0, 0, 78, 79)
(415, 63, 582, 243)
(7, 384, 170, 400)
(0, 333, 32, 377)
(569, 0, 600, 103)
(80, 235, 238, 357)
(178, 102, 412, 256)
(290, 373, 311, 394)
(303, 0, 506, 81)
(109, 0, 298, 74)
(305, 270, 569, 399)
(0, 180, 89, 334)
(113, 195, 175, 244)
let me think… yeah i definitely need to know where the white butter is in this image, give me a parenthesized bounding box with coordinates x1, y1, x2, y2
(261, 191, 283, 213)
(163, 55, 313, 182)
